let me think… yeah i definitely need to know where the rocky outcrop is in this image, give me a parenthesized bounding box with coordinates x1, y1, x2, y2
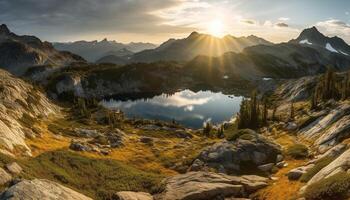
(156, 171, 268, 200)
(5, 162, 22, 175)
(115, 191, 154, 200)
(0, 69, 59, 156)
(0, 167, 12, 186)
(298, 103, 350, 152)
(305, 148, 350, 187)
(190, 134, 281, 174)
(0, 179, 92, 200)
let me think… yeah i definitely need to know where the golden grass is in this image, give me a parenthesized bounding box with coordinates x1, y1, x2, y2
(256, 159, 306, 200)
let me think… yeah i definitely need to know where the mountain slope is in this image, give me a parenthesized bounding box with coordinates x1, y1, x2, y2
(290, 26, 350, 56)
(130, 32, 272, 63)
(0, 24, 85, 75)
(53, 39, 157, 62)
(185, 28, 350, 80)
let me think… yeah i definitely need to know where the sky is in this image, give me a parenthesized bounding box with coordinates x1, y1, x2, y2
(0, 0, 350, 44)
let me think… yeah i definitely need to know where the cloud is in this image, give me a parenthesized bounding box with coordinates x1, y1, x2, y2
(275, 22, 289, 28)
(0, 0, 195, 41)
(240, 19, 256, 25)
(316, 19, 350, 43)
(278, 17, 290, 21)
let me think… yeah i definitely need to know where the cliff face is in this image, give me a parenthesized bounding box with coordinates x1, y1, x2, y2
(0, 69, 59, 156)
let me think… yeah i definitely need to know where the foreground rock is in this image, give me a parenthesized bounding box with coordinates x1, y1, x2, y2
(5, 162, 22, 175)
(0, 179, 92, 200)
(190, 134, 281, 174)
(156, 171, 268, 200)
(115, 191, 154, 200)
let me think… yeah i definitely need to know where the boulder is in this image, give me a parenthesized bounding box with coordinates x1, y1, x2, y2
(69, 141, 92, 152)
(0, 179, 92, 200)
(191, 134, 281, 174)
(0, 167, 12, 185)
(287, 164, 314, 181)
(157, 171, 268, 200)
(257, 163, 274, 172)
(115, 191, 153, 200)
(5, 162, 22, 175)
(285, 122, 298, 131)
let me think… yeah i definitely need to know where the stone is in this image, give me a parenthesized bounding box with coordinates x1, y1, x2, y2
(115, 191, 153, 200)
(276, 154, 284, 163)
(276, 161, 286, 168)
(288, 168, 306, 180)
(191, 134, 281, 174)
(0, 167, 12, 185)
(257, 163, 275, 172)
(5, 162, 22, 175)
(188, 159, 205, 171)
(286, 122, 298, 131)
(140, 136, 153, 144)
(157, 171, 268, 200)
(0, 179, 92, 200)
(69, 141, 91, 152)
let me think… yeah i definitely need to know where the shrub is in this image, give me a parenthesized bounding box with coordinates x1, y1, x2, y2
(304, 172, 350, 200)
(286, 144, 309, 159)
(300, 156, 334, 182)
(227, 129, 256, 141)
(19, 150, 164, 199)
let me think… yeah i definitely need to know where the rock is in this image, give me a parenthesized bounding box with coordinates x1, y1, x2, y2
(0, 179, 92, 200)
(74, 128, 100, 138)
(276, 161, 286, 168)
(286, 122, 298, 131)
(257, 163, 274, 172)
(174, 130, 193, 139)
(0, 69, 59, 156)
(69, 141, 91, 152)
(191, 134, 281, 174)
(305, 148, 350, 188)
(5, 162, 22, 175)
(157, 171, 268, 200)
(288, 168, 305, 180)
(0, 167, 12, 185)
(287, 164, 315, 181)
(115, 191, 153, 200)
(188, 159, 205, 171)
(140, 136, 153, 144)
(276, 154, 284, 163)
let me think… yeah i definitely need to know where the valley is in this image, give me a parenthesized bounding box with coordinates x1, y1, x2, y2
(1, 14, 350, 200)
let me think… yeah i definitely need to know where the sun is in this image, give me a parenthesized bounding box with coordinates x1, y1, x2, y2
(208, 19, 225, 37)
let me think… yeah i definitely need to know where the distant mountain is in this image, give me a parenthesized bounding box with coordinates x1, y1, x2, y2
(290, 26, 350, 56)
(185, 27, 350, 80)
(53, 39, 157, 62)
(0, 24, 85, 75)
(130, 32, 273, 63)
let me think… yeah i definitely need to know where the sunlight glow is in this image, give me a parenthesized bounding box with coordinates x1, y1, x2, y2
(208, 19, 225, 37)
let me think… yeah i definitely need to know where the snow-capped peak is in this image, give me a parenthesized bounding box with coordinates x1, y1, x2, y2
(325, 43, 338, 53)
(299, 39, 312, 45)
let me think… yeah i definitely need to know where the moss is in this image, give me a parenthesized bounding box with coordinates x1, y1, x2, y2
(304, 172, 350, 200)
(19, 150, 164, 200)
(286, 144, 309, 159)
(226, 129, 256, 141)
(300, 156, 334, 182)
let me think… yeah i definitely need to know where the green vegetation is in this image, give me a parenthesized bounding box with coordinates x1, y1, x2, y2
(304, 172, 350, 200)
(203, 122, 213, 137)
(19, 150, 164, 200)
(227, 129, 256, 141)
(286, 144, 309, 159)
(300, 156, 334, 182)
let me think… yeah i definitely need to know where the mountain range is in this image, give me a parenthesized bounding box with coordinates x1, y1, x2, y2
(0, 24, 85, 75)
(53, 39, 157, 62)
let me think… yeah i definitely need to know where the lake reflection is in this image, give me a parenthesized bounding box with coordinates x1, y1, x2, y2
(100, 90, 242, 128)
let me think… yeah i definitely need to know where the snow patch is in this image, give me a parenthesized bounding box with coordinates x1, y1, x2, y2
(222, 75, 229, 79)
(325, 43, 339, 53)
(340, 50, 349, 56)
(263, 77, 272, 81)
(299, 39, 312, 45)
